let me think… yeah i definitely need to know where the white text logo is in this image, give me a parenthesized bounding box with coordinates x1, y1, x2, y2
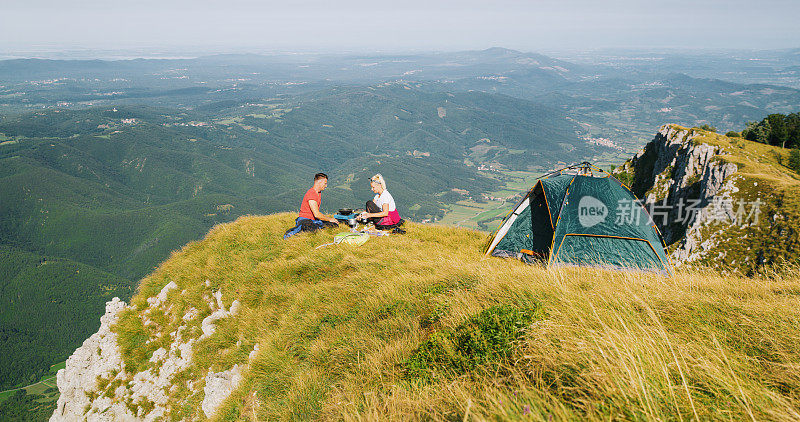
(578, 196, 607, 228)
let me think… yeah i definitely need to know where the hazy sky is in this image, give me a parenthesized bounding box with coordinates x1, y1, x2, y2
(2, 0, 798, 53)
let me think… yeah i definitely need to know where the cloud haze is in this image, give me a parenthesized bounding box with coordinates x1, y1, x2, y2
(2, 0, 798, 52)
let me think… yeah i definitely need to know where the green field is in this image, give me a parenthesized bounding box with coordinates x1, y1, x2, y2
(0, 361, 63, 407)
(439, 170, 544, 230)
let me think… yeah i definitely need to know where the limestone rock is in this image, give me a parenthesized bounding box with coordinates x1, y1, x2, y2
(249, 344, 260, 361)
(202, 365, 243, 418)
(52, 284, 245, 421)
(614, 124, 740, 267)
(147, 281, 177, 308)
(50, 297, 134, 421)
(200, 291, 240, 339)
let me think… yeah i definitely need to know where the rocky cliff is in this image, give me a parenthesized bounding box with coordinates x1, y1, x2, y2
(614, 124, 800, 273)
(50, 281, 249, 421)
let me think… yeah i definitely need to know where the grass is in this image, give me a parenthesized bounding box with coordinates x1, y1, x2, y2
(103, 213, 800, 420)
(404, 305, 542, 383)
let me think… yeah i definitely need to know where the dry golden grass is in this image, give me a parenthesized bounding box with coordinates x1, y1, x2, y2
(112, 213, 800, 421)
(687, 126, 800, 187)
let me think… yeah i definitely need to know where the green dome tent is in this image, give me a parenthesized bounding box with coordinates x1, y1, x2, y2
(485, 163, 672, 275)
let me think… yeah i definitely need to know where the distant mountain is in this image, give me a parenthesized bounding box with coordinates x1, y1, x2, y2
(0, 48, 583, 86)
(3, 50, 798, 151)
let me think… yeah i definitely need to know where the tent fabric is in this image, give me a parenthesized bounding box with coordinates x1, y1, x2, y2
(528, 185, 554, 258)
(493, 198, 533, 255)
(553, 235, 664, 271)
(486, 163, 671, 275)
(549, 175, 669, 272)
(485, 193, 532, 259)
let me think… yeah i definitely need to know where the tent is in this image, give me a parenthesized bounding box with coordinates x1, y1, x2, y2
(485, 163, 672, 274)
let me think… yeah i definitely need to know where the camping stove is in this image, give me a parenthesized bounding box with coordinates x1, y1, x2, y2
(334, 211, 360, 232)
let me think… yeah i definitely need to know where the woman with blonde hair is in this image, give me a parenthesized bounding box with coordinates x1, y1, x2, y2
(358, 173, 402, 228)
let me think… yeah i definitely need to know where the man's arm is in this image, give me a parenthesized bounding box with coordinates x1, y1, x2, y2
(309, 200, 338, 223)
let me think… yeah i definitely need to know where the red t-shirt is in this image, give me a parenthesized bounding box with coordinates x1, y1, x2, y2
(298, 188, 321, 220)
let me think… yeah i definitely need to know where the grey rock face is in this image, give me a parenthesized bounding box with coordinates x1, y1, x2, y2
(615, 124, 738, 266)
(200, 290, 240, 339)
(50, 297, 136, 422)
(52, 281, 247, 421)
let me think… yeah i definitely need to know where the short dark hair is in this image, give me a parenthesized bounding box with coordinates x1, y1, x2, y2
(314, 172, 328, 181)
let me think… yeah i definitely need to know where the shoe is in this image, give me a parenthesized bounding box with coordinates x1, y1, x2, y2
(392, 227, 406, 235)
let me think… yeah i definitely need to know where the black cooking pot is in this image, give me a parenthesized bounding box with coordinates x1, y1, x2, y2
(339, 208, 353, 215)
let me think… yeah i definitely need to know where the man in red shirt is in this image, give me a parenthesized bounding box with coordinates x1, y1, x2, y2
(284, 173, 339, 238)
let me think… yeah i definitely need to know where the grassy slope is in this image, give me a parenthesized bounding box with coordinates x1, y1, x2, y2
(108, 214, 800, 421)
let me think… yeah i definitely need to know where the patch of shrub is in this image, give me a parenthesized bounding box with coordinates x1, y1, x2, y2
(404, 305, 541, 382)
(726, 131, 741, 138)
(614, 170, 634, 189)
(698, 124, 717, 132)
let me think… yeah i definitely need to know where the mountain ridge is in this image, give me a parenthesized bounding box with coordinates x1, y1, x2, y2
(49, 212, 800, 420)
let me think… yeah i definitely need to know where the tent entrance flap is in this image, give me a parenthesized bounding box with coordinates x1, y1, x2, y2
(490, 195, 533, 257)
(527, 184, 553, 259)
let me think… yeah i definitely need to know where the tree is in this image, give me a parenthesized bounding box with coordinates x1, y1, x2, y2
(786, 112, 800, 149)
(741, 113, 800, 148)
(789, 148, 800, 175)
(766, 114, 788, 148)
(743, 120, 771, 144)
(726, 131, 741, 138)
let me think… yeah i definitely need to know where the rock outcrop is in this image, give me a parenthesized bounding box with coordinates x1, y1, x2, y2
(615, 124, 739, 265)
(51, 297, 131, 422)
(614, 123, 800, 271)
(51, 280, 247, 421)
(202, 365, 242, 418)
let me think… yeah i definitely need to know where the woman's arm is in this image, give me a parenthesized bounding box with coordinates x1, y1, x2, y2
(362, 204, 389, 219)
